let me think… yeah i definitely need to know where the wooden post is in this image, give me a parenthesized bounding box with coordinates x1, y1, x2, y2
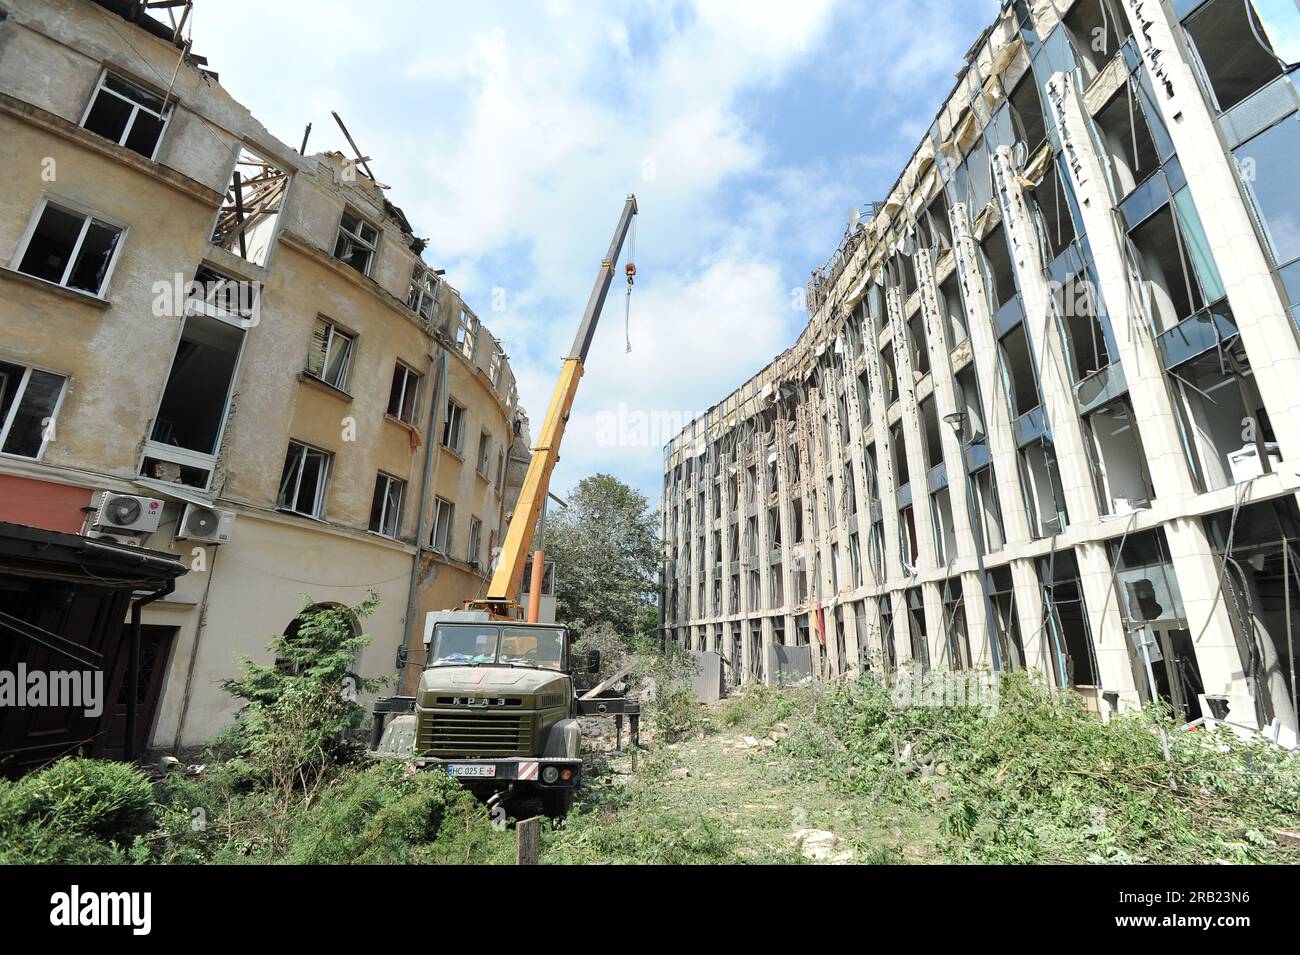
(516, 816, 541, 865)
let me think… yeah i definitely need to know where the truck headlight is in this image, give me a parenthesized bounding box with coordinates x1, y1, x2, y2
(541, 766, 560, 784)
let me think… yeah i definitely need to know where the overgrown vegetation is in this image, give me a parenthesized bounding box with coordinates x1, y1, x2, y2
(717, 671, 1300, 863)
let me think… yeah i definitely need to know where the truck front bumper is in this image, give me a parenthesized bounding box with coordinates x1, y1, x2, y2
(415, 756, 583, 788)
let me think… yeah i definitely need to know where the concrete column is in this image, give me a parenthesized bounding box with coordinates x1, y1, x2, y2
(948, 201, 1034, 545)
(922, 579, 947, 670)
(960, 569, 997, 668)
(1010, 557, 1052, 682)
(886, 285, 939, 573)
(1118, 0, 1300, 461)
(1075, 537, 1140, 710)
(992, 144, 1100, 528)
(1045, 69, 1197, 502)
(1164, 515, 1256, 723)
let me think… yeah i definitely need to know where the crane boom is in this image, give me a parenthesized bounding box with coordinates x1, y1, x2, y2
(476, 195, 638, 617)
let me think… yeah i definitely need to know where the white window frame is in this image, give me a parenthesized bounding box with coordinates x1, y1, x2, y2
(408, 262, 440, 320)
(370, 472, 406, 539)
(139, 299, 249, 491)
(456, 309, 479, 362)
(467, 515, 483, 566)
(387, 361, 421, 423)
(10, 195, 127, 298)
(442, 399, 466, 454)
(78, 68, 173, 161)
(278, 441, 332, 519)
(334, 209, 379, 277)
(307, 317, 356, 391)
(0, 360, 68, 462)
(431, 497, 454, 554)
(476, 430, 492, 476)
(488, 344, 503, 387)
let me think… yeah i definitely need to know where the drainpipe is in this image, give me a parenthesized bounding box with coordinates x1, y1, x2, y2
(401, 346, 447, 691)
(125, 577, 176, 762)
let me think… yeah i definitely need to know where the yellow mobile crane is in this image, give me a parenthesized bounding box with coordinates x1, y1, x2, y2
(371, 196, 639, 816)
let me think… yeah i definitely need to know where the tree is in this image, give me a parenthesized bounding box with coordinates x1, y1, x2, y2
(544, 474, 658, 644)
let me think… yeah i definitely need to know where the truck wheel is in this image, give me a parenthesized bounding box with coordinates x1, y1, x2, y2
(542, 787, 574, 818)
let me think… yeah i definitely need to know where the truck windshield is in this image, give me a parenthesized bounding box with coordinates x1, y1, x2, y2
(427, 624, 565, 671)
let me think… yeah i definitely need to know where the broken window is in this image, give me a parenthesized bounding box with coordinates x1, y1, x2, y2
(387, 362, 420, 424)
(1018, 437, 1069, 538)
(954, 365, 987, 441)
(981, 225, 1018, 313)
(1168, 339, 1274, 491)
(1056, 269, 1113, 382)
(768, 565, 784, 609)
(1062, 0, 1125, 83)
(144, 308, 245, 488)
(431, 497, 454, 553)
(457, 309, 479, 362)
(965, 136, 995, 218)
(189, 265, 260, 325)
(864, 441, 881, 499)
(880, 342, 898, 405)
(849, 531, 863, 588)
(1083, 397, 1154, 515)
(932, 486, 957, 565)
(306, 318, 354, 391)
(477, 430, 492, 476)
(16, 201, 122, 296)
(899, 505, 919, 570)
(278, 441, 332, 518)
(856, 367, 873, 424)
(1094, 83, 1164, 199)
(1037, 549, 1099, 688)
(0, 361, 65, 460)
(938, 273, 968, 347)
(970, 464, 1005, 553)
(998, 322, 1041, 418)
(922, 190, 953, 255)
(369, 472, 405, 538)
(988, 567, 1026, 670)
(842, 461, 857, 516)
(878, 594, 898, 672)
(1029, 159, 1078, 263)
(441, 399, 466, 454)
(1128, 192, 1227, 333)
(1008, 72, 1048, 156)
(828, 473, 838, 529)
(489, 345, 504, 388)
(468, 515, 483, 566)
(830, 542, 841, 592)
(890, 422, 910, 490)
(1184, 0, 1286, 113)
(81, 70, 171, 159)
(333, 209, 378, 276)
(1234, 115, 1300, 269)
(767, 505, 781, 548)
(907, 315, 930, 377)
(869, 519, 885, 580)
(919, 397, 943, 473)
(941, 577, 971, 670)
(408, 263, 440, 322)
(906, 587, 931, 671)
(212, 147, 286, 266)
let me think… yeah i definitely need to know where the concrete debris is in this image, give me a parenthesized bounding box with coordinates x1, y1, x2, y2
(670, 767, 690, 780)
(769, 722, 789, 741)
(790, 828, 853, 864)
(158, 756, 181, 774)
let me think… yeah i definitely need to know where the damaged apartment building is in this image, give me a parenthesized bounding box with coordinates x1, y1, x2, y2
(0, 0, 530, 759)
(662, 0, 1300, 738)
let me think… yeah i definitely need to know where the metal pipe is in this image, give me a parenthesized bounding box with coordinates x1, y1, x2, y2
(125, 577, 176, 762)
(527, 499, 548, 623)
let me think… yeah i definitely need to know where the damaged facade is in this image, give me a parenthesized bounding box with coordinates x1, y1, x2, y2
(0, 0, 528, 750)
(661, 0, 1300, 737)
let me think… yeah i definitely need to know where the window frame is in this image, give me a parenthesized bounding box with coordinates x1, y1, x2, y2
(11, 195, 127, 298)
(0, 360, 68, 462)
(387, 361, 421, 424)
(278, 441, 333, 519)
(441, 399, 466, 455)
(456, 309, 479, 362)
(306, 317, 356, 392)
(369, 471, 406, 539)
(333, 208, 379, 277)
(476, 430, 492, 477)
(78, 68, 173, 161)
(407, 262, 440, 321)
(467, 515, 483, 566)
(431, 496, 455, 554)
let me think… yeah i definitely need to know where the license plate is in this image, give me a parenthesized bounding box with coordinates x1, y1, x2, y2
(448, 764, 496, 778)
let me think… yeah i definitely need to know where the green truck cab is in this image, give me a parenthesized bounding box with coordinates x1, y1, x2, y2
(370, 611, 615, 817)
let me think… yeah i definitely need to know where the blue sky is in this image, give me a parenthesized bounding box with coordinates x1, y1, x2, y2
(194, 0, 999, 506)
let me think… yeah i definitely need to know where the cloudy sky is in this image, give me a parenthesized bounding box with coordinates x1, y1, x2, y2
(192, 0, 998, 505)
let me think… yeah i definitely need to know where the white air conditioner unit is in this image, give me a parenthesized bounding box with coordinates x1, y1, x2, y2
(93, 492, 163, 533)
(176, 502, 236, 544)
(86, 530, 143, 547)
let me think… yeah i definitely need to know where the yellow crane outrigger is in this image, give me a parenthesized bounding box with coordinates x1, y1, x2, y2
(469, 194, 638, 621)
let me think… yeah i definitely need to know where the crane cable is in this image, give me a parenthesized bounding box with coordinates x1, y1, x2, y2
(624, 213, 637, 353)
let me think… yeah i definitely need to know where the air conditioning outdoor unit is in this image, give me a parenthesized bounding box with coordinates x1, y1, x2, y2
(86, 530, 143, 547)
(93, 492, 164, 533)
(175, 502, 236, 544)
